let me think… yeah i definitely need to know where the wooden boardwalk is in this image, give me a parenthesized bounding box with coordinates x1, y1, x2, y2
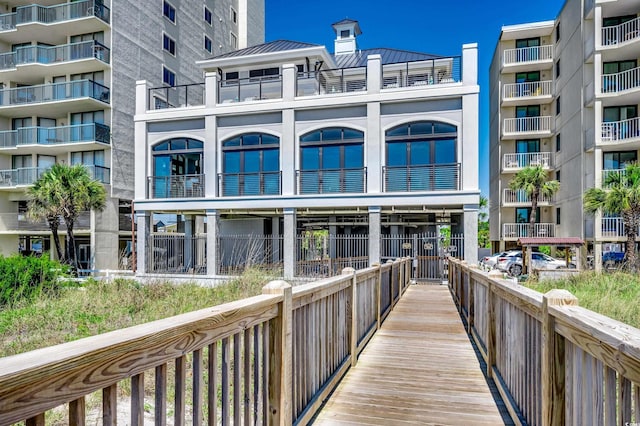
(313, 285, 509, 425)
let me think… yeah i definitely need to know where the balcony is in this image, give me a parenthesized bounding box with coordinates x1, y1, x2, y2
(296, 67, 367, 97)
(502, 152, 553, 172)
(502, 116, 553, 139)
(502, 189, 553, 207)
(600, 117, 640, 146)
(296, 168, 366, 195)
(601, 67, 640, 100)
(502, 81, 553, 106)
(0, 41, 109, 80)
(0, 211, 90, 233)
(601, 169, 625, 188)
(382, 163, 460, 192)
(148, 174, 205, 199)
(0, 1, 110, 44)
(219, 76, 283, 104)
(381, 57, 461, 89)
(148, 84, 205, 110)
(502, 223, 556, 240)
(218, 172, 281, 197)
(601, 216, 640, 239)
(502, 45, 554, 72)
(0, 79, 109, 117)
(0, 123, 110, 153)
(601, 17, 640, 49)
(0, 164, 109, 189)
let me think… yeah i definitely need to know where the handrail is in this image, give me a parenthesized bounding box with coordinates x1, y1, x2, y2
(449, 258, 640, 425)
(0, 0, 110, 31)
(0, 258, 413, 425)
(502, 80, 553, 99)
(0, 40, 109, 70)
(602, 16, 640, 46)
(503, 116, 553, 134)
(503, 45, 553, 66)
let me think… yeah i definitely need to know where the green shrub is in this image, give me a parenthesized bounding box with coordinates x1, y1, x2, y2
(0, 254, 70, 306)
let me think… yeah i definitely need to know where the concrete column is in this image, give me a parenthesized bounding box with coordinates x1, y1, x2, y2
(282, 63, 296, 101)
(366, 54, 381, 94)
(135, 80, 149, 115)
(462, 43, 478, 86)
(462, 92, 480, 191)
(135, 211, 151, 274)
(329, 216, 337, 259)
(594, 242, 602, 272)
(184, 215, 194, 272)
(272, 217, 281, 264)
(463, 204, 479, 264)
(366, 102, 382, 193)
(283, 208, 296, 279)
(204, 115, 218, 197)
(205, 72, 218, 108)
(594, 6, 602, 48)
(368, 206, 381, 265)
(206, 210, 219, 276)
(281, 109, 296, 196)
(134, 81, 150, 201)
(594, 148, 603, 188)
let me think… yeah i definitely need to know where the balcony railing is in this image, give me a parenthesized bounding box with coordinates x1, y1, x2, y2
(148, 83, 205, 110)
(219, 75, 283, 104)
(0, 167, 47, 187)
(296, 67, 367, 97)
(502, 189, 553, 205)
(502, 152, 552, 170)
(0, 211, 90, 232)
(602, 169, 626, 188)
(601, 117, 640, 142)
(296, 168, 366, 194)
(602, 17, 640, 47)
(0, 0, 110, 31)
(0, 41, 109, 71)
(601, 216, 640, 238)
(503, 116, 552, 135)
(218, 171, 281, 197)
(0, 123, 110, 148)
(503, 45, 553, 66)
(601, 66, 640, 94)
(148, 174, 205, 199)
(503, 223, 555, 239)
(381, 57, 461, 89)
(0, 79, 109, 107)
(502, 81, 553, 100)
(383, 163, 460, 192)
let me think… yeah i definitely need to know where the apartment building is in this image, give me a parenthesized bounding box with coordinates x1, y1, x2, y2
(133, 19, 480, 281)
(0, 0, 263, 270)
(489, 0, 640, 267)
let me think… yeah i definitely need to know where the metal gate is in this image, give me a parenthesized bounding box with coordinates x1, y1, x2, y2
(381, 232, 464, 282)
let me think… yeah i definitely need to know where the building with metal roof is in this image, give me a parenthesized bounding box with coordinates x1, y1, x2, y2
(133, 19, 480, 282)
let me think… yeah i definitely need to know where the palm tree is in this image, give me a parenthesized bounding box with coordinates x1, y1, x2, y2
(584, 163, 640, 272)
(27, 164, 106, 272)
(27, 177, 64, 260)
(509, 166, 560, 237)
(479, 195, 489, 222)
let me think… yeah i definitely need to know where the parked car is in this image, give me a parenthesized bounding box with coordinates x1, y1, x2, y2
(495, 251, 522, 272)
(506, 252, 573, 276)
(480, 251, 509, 269)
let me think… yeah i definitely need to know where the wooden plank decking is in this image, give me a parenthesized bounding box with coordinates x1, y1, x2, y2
(313, 285, 508, 425)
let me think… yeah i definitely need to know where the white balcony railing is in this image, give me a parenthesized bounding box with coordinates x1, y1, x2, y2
(602, 17, 640, 47)
(601, 117, 640, 142)
(601, 66, 640, 94)
(503, 45, 553, 66)
(602, 169, 626, 188)
(502, 189, 553, 205)
(503, 152, 553, 170)
(503, 116, 552, 135)
(600, 217, 640, 238)
(503, 81, 553, 100)
(503, 223, 556, 239)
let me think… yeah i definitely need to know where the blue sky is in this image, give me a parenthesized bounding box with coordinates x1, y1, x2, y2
(265, 0, 563, 198)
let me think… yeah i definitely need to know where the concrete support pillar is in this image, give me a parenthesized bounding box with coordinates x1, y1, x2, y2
(282, 63, 296, 101)
(462, 92, 480, 192)
(329, 216, 337, 259)
(272, 217, 281, 265)
(594, 242, 603, 272)
(366, 54, 381, 94)
(206, 210, 219, 276)
(135, 81, 151, 201)
(283, 208, 296, 279)
(462, 43, 478, 86)
(204, 115, 218, 198)
(184, 215, 194, 272)
(281, 109, 295, 196)
(463, 205, 479, 264)
(135, 211, 151, 274)
(366, 102, 382, 193)
(594, 148, 603, 188)
(368, 206, 381, 265)
(205, 72, 218, 108)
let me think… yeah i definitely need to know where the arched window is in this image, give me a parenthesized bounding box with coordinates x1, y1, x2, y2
(385, 121, 458, 192)
(299, 127, 365, 194)
(151, 138, 203, 198)
(221, 133, 280, 196)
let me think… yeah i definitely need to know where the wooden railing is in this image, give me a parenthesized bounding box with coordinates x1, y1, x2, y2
(449, 258, 640, 426)
(0, 258, 411, 425)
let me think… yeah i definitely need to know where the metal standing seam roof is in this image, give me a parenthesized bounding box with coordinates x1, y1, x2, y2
(204, 40, 448, 69)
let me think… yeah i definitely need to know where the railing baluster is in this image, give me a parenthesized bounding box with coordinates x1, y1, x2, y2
(193, 349, 204, 425)
(208, 342, 218, 426)
(222, 337, 230, 426)
(131, 373, 144, 426)
(102, 384, 117, 426)
(155, 364, 167, 426)
(174, 356, 186, 426)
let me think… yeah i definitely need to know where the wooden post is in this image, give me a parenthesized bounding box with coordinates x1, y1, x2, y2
(467, 266, 476, 334)
(343, 267, 358, 367)
(541, 289, 578, 426)
(486, 281, 496, 379)
(374, 263, 382, 330)
(263, 280, 293, 426)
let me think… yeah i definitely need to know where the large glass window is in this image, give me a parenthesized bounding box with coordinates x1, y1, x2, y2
(299, 128, 364, 193)
(515, 71, 540, 83)
(516, 207, 541, 224)
(603, 151, 637, 170)
(385, 121, 457, 191)
(516, 139, 540, 153)
(603, 105, 637, 122)
(221, 133, 279, 196)
(152, 138, 203, 198)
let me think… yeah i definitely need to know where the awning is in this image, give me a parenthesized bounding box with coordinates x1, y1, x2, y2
(517, 237, 584, 246)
